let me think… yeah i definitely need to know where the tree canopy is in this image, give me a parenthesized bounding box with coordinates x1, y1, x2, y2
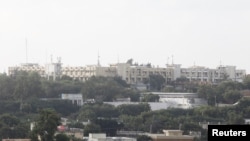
(31, 108, 61, 141)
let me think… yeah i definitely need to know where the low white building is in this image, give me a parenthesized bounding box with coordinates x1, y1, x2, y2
(141, 92, 207, 109)
(86, 133, 136, 141)
(61, 93, 83, 106)
(147, 130, 194, 141)
(245, 119, 250, 124)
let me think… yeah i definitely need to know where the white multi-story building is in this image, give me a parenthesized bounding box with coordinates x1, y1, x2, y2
(61, 65, 117, 81)
(45, 58, 62, 81)
(180, 65, 246, 83)
(116, 63, 175, 84)
(61, 93, 83, 106)
(8, 61, 246, 84)
(8, 63, 45, 77)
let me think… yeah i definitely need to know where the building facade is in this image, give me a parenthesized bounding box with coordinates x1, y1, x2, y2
(61, 93, 83, 106)
(180, 65, 246, 83)
(116, 63, 175, 85)
(8, 63, 45, 77)
(61, 65, 117, 81)
(8, 61, 246, 84)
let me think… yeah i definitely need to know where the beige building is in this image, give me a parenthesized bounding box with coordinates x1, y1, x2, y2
(62, 65, 117, 81)
(8, 63, 45, 77)
(180, 65, 246, 83)
(147, 130, 194, 141)
(8, 61, 246, 84)
(116, 63, 246, 85)
(116, 63, 178, 85)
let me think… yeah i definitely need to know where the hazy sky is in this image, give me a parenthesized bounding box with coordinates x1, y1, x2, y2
(1, 0, 250, 73)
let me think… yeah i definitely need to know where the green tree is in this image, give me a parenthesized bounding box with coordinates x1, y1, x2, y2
(175, 76, 191, 92)
(26, 72, 44, 98)
(216, 81, 243, 103)
(55, 133, 70, 141)
(120, 89, 140, 102)
(78, 109, 97, 121)
(227, 111, 244, 124)
(148, 74, 165, 91)
(119, 115, 144, 131)
(96, 119, 122, 136)
(31, 108, 61, 141)
(81, 76, 122, 101)
(81, 76, 138, 102)
(223, 90, 241, 104)
(113, 76, 129, 87)
(78, 103, 119, 121)
(0, 114, 29, 139)
(197, 85, 217, 106)
(126, 58, 133, 65)
(67, 121, 84, 129)
(14, 71, 44, 99)
(60, 75, 73, 81)
(137, 135, 152, 141)
(13, 71, 30, 110)
(117, 103, 151, 116)
(83, 123, 101, 136)
(236, 98, 250, 110)
(12, 71, 44, 111)
(41, 79, 83, 98)
(142, 94, 160, 102)
(243, 75, 250, 89)
(0, 73, 15, 100)
(181, 123, 202, 134)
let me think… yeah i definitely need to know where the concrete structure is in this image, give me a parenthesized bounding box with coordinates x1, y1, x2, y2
(147, 130, 194, 141)
(244, 119, 250, 124)
(61, 93, 83, 106)
(8, 63, 45, 77)
(116, 131, 144, 137)
(114, 97, 131, 102)
(104, 93, 206, 110)
(45, 57, 62, 81)
(116, 63, 174, 85)
(8, 61, 246, 84)
(141, 92, 207, 109)
(143, 92, 198, 98)
(86, 133, 136, 141)
(61, 65, 117, 81)
(180, 65, 246, 83)
(104, 99, 206, 111)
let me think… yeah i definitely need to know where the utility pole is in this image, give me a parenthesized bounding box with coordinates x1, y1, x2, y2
(150, 115, 155, 133)
(215, 95, 217, 107)
(25, 38, 28, 63)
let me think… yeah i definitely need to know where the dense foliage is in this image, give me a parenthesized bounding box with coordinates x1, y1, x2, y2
(0, 72, 250, 141)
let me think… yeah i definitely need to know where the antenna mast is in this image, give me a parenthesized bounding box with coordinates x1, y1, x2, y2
(172, 55, 174, 65)
(117, 53, 120, 64)
(97, 51, 100, 66)
(25, 38, 28, 63)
